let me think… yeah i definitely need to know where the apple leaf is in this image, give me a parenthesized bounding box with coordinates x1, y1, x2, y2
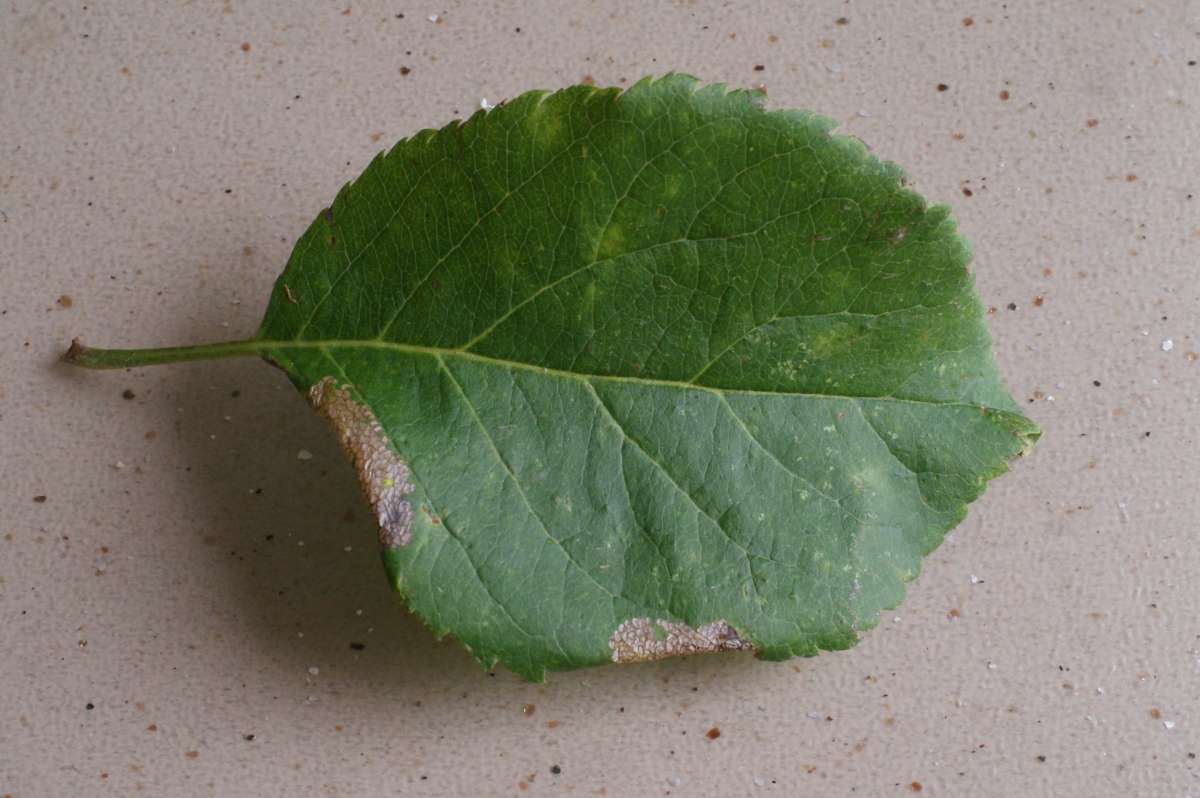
(65, 75, 1038, 681)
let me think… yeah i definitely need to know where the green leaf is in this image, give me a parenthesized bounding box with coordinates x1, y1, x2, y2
(65, 75, 1038, 681)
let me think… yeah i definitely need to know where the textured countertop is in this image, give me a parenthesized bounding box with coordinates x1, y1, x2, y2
(2, 1, 1197, 795)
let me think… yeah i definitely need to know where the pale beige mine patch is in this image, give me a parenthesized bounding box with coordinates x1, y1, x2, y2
(308, 376, 414, 548)
(608, 618, 752, 663)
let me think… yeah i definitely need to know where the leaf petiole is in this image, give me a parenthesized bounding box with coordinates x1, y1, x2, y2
(62, 338, 262, 369)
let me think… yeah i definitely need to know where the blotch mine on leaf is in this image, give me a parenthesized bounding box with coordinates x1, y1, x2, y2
(608, 618, 752, 663)
(308, 376, 414, 549)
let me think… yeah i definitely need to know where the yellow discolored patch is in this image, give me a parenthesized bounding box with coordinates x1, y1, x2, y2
(526, 102, 565, 149)
(308, 377, 415, 549)
(596, 223, 625, 260)
(608, 617, 752, 663)
(662, 173, 683, 198)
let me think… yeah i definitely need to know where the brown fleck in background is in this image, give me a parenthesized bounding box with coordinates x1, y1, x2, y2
(1, 1, 1196, 795)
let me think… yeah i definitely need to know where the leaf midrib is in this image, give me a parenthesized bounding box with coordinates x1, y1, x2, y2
(256, 337, 1015, 414)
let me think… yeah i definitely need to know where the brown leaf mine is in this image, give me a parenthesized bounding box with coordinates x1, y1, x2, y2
(308, 377, 414, 549)
(608, 618, 752, 663)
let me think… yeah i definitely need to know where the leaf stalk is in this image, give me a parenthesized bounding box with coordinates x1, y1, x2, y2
(61, 338, 261, 369)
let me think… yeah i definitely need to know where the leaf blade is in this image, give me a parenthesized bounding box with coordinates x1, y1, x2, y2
(256, 74, 1037, 679)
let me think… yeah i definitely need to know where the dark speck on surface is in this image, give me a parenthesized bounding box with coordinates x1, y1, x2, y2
(1093, 380, 1102, 387)
(550, 765, 561, 775)
(753, 64, 765, 71)
(33, 495, 47, 503)
(86, 703, 94, 710)
(835, 16, 849, 24)
(349, 642, 366, 651)
(244, 734, 255, 741)
(1006, 302, 1018, 311)
(999, 90, 1010, 101)
(937, 83, 949, 91)
(122, 389, 136, 400)
(705, 727, 721, 740)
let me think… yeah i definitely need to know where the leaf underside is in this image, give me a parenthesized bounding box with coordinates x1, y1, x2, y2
(255, 75, 1038, 681)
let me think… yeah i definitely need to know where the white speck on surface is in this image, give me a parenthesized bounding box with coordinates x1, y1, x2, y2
(753, 776, 767, 786)
(892, 616, 902, 623)
(970, 574, 980, 584)
(297, 632, 304, 638)
(297, 541, 305, 547)
(113, 460, 125, 469)
(1118, 499, 1130, 523)
(1162, 339, 1174, 351)
(343, 545, 353, 552)
(667, 776, 682, 787)
(427, 13, 439, 22)
(355, 609, 363, 616)
(480, 98, 494, 110)
(1164, 719, 1176, 730)
(297, 449, 313, 460)
(987, 661, 998, 670)
(307, 666, 319, 676)
(806, 711, 823, 720)
(1096, 687, 1105, 695)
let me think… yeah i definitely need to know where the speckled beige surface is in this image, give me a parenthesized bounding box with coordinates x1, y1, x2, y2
(2, 1, 1197, 795)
